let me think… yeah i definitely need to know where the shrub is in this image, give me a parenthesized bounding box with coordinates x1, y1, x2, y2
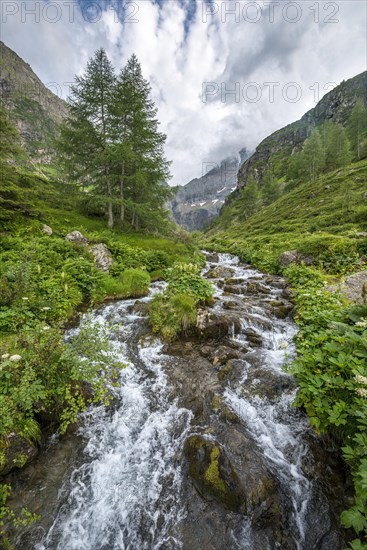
(150, 293, 197, 341)
(166, 263, 213, 303)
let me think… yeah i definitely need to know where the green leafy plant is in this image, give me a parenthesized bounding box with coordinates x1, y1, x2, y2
(284, 264, 367, 546)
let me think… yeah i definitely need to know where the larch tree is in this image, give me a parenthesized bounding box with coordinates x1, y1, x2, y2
(347, 99, 367, 160)
(57, 48, 116, 227)
(111, 54, 171, 230)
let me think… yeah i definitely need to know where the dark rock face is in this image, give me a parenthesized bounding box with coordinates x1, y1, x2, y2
(170, 151, 251, 231)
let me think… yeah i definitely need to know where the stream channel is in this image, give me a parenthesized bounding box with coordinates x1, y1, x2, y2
(6, 253, 351, 550)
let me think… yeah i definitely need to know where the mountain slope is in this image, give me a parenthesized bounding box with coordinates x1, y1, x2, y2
(171, 149, 250, 231)
(0, 41, 69, 161)
(206, 159, 367, 270)
(236, 71, 367, 191)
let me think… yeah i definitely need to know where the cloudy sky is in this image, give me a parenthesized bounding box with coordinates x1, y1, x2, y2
(2, 0, 366, 184)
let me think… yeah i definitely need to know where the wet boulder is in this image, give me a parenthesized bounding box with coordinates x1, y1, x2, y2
(204, 252, 219, 263)
(210, 346, 240, 366)
(131, 300, 150, 316)
(222, 284, 246, 295)
(267, 300, 294, 319)
(243, 328, 263, 346)
(205, 266, 235, 279)
(184, 435, 245, 512)
(246, 281, 271, 295)
(196, 309, 241, 340)
(0, 433, 38, 476)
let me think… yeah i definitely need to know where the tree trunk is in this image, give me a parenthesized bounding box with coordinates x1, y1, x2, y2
(120, 161, 125, 223)
(107, 179, 114, 229)
(131, 210, 135, 228)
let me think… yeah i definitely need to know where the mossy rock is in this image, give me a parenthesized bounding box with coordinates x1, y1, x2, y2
(211, 395, 241, 424)
(218, 362, 233, 381)
(0, 433, 38, 476)
(184, 435, 245, 512)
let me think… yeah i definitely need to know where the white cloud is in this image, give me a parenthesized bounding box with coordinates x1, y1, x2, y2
(2, 0, 366, 185)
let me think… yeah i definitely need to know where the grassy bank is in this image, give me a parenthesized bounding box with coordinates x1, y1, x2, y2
(204, 160, 367, 275)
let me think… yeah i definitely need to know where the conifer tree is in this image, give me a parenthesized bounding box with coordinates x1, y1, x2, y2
(347, 99, 367, 160)
(261, 169, 280, 205)
(57, 48, 116, 227)
(239, 176, 261, 220)
(302, 128, 325, 181)
(111, 54, 171, 229)
(321, 122, 351, 170)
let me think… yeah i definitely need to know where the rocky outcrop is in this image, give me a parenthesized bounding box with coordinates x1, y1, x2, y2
(329, 271, 367, 304)
(42, 224, 52, 236)
(170, 150, 250, 231)
(64, 231, 113, 272)
(278, 250, 314, 267)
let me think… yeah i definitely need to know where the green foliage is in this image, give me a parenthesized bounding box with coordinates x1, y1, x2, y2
(57, 49, 171, 230)
(166, 263, 213, 303)
(0, 320, 121, 440)
(347, 99, 367, 161)
(1, 483, 40, 549)
(150, 293, 197, 341)
(284, 264, 367, 546)
(237, 176, 261, 220)
(149, 263, 213, 340)
(117, 268, 150, 298)
(261, 170, 281, 206)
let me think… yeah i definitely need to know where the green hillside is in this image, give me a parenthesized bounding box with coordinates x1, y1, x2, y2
(205, 159, 367, 273)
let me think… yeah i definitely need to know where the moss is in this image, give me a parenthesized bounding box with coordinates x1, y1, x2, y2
(218, 363, 233, 381)
(204, 446, 226, 496)
(185, 435, 244, 512)
(211, 395, 222, 411)
(211, 395, 240, 423)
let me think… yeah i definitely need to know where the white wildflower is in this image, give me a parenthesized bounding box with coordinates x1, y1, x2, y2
(356, 387, 367, 399)
(354, 375, 367, 386)
(355, 318, 367, 328)
(279, 340, 289, 350)
(22, 297, 29, 301)
(9, 355, 22, 362)
(42, 307, 51, 311)
(43, 326, 50, 331)
(1, 354, 10, 360)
